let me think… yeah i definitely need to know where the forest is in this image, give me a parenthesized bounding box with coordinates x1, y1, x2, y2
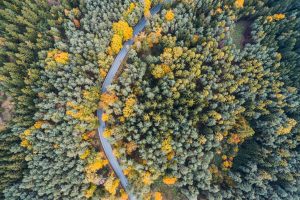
(0, 0, 300, 199)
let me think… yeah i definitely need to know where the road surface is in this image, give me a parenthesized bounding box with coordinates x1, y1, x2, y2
(97, 2, 169, 200)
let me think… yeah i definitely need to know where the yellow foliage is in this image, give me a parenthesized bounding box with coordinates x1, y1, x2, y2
(54, 52, 69, 64)
(273, 13, 286, 20)
(34, 121, 44, 129)
(123, 3, 136, 17)
(47, 49, 57, 58)
(146, 28, 162, 48)
(199, 135, 207, 145)
(80, 149, 91, 160)
(103, 128, 112, 138)
(113, 148, 121, 158)
(152, 65, 165, 78)
(110, 34, 123, 54)
(99, 92, 118, 110)
(66, 101, 97, 123)
(86, 159, 109, 172)
(154, 192, 163, 200)
(122, 107, 133, 118)
(84, 184, 97, 198)
(209, 165, 219, 174)
(165, 10, 175, 21)
(82, 131, 95, 140)
(161, 48, 173, 64)
(162, 176, 177, 185)
(72, 8, 80, 17)
(84, 153, 109, 185)
(20, 128, 33, 149)
(0, 75, 7, 82)
(216, 149, 222, 155)
(142, 172, 153, 185)
(287, 87, 297, 93)
(46, 49, 69, 70)
(223, 160, 233, 168)
(123, 166, 134, 176)
(112, 20, 133, 41)
(142, 159, 148, 165)
(0, 37, 5, 46)
(259, 171, 272, 180)
(278, 149, 291, 158)
(99, 68, 107, 78)
(123, 97, 136, 118)
(152, 64, 171, 78)
(275, 52, 282, 61)
(161, 136, 172, 154)
(215, 132, 224, 141)
(126, 97, 136, 106)
(235, 0, 244, 8)
(160, 46, 185, 65)
(120, 189, 129, 200)
(143, 193, 152, 200)
(279, 159, 288, 167)
(20, 139, 31, 149)
(144, 114, 150, 121)
(104, 176, 120, 195)
(102, 113, 109, 122)
(129, 3, 136, 12)
(210, 111, 222, 120)
(167, 151, 175, 160)
(228, 134, 241, 144)
(23, 129, 32, 136)
(234, 117, 255, 141)
(82, 87, 100, 102)
(266, 16, 273, 21)
(215, 8, 223, 14)
(126, 141, 137, 155)
(144, 0, 151, 17)
(173, 47, 183, 58)
(120, 116, 125, 123)
(192, 35, 200, 43)
(267, 13, 286, 22)
(234, 146, 239, 153)
(277, 118, 297, 135)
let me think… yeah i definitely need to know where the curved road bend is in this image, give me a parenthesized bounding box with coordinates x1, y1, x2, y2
(97, 2, 171, 200)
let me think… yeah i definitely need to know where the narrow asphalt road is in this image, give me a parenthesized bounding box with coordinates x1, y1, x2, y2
(97, 2, 168, 200)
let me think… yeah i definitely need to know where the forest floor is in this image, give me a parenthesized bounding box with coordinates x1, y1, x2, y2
(232, 20, 252, 49)
(0, 93, 13, 131)
(152, 182, 189, 200)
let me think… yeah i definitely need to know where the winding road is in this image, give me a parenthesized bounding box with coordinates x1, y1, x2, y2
(97, 2, 169, 200)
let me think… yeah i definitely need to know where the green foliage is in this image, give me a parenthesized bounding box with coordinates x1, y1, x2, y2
(0, 0, 300, 199)
(0, 93, 24, 199)
(1, 0, 144, 199)
(103, 0, 300, 199)
(0, 128, 25, 199)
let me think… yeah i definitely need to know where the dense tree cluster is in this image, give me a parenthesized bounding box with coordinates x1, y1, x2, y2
(0, 0, 70, 198)
(0, 0, 299, 199)
(0, 93, 23, 199)
(104, 0, 300, 199)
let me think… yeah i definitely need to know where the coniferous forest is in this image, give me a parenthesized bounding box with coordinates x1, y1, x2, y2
(0, 0, 300, 199)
